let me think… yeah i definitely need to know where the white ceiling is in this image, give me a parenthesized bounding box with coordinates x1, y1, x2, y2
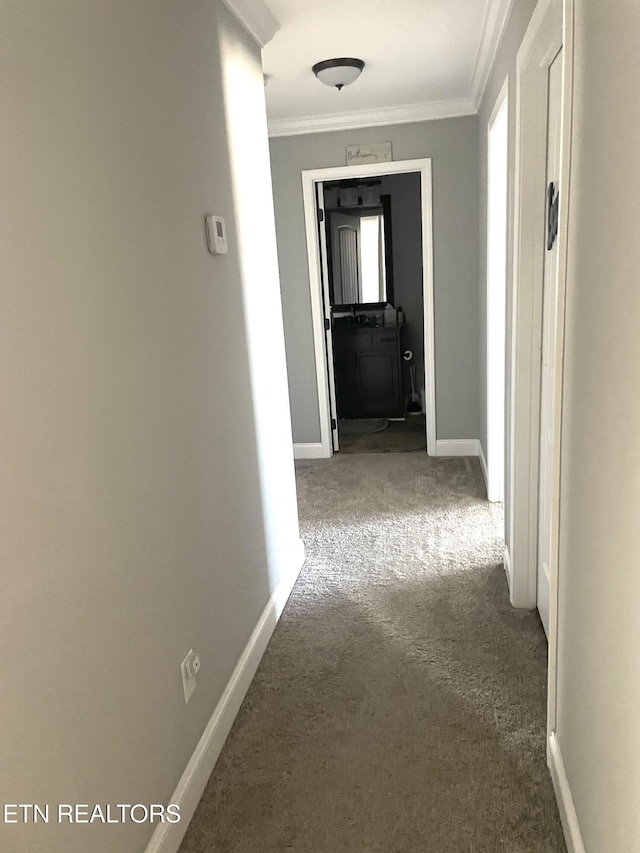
(262, 0, 513, 136)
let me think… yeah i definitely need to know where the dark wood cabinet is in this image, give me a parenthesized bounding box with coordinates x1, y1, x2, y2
(332, 326, 403, 419)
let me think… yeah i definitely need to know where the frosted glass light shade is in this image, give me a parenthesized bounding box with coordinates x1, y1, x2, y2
(312, 58, 365, 91)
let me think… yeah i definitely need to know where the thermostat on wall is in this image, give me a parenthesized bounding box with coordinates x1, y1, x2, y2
(205, 215, 228, 255)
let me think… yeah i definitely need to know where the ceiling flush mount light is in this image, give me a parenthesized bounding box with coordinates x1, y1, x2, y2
(312, 58, 365, 91)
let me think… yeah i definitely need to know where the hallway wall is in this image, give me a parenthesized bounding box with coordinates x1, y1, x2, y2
(556, 2, 640, 850)
(0, 3, 300, 852)
(269, 117, 480, 445)
(479, 1, 640, 849)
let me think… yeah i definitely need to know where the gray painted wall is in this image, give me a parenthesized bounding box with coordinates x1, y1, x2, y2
(270, 117, 480, 444)
(478, 0, 538, 547)
(0, 3, 300, 851)
(556, 3, 640, 850)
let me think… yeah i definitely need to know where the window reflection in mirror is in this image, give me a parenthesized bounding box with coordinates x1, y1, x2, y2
(326, 196, 394, 307)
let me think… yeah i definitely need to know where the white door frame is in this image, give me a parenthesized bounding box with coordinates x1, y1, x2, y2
(486, 79, 509, 503)
(509, 0, 574, 758)
(315, 183, 341, 451)
(301, 159, 436, 458)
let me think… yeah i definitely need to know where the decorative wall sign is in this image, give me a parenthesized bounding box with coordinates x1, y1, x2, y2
(346, 142, 393, 166)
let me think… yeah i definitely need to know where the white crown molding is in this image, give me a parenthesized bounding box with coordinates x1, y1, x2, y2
(267, 97, 476, 138)
(470, 0, 514, 111)
(221, 0, 279, 48)
(470, 0, 516, 109)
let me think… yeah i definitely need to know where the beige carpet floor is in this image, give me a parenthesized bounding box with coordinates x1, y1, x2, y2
(179, 452, 566, 852)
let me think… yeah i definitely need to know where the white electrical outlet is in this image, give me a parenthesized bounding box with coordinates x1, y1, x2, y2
(180, 649, 201, 704)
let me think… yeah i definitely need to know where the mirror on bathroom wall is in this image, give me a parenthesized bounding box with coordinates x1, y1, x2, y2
(325, 195, 394, 308)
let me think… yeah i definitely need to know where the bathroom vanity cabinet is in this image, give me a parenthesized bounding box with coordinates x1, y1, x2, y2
(332, 325, 403, 419)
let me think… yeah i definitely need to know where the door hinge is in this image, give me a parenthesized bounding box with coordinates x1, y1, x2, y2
(317, 207, 324, 223)
(331, 418, 337, 430)
(547, 182, 559, 250)
(324, 317, 330, 331)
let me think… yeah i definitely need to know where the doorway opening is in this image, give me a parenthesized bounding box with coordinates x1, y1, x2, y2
(486, 82, 509, 503)
(301, 159, 436, 458)
(320, 173, 424, 454)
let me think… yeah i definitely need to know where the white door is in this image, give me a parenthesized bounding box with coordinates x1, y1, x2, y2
(316, 183, 340, 451)
(537, 48, 563, 637)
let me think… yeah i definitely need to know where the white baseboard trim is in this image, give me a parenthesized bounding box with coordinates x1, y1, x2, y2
(478, 442, 489, 492)
(145, 538, 306, 853)
(293, 442, 329, 460)
(548, 731, 586, 853)
(503, 545, 513, 593)
(435, 438, 481, 457)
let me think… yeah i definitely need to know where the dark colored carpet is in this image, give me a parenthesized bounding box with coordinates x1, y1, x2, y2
(338, 414, 426, 453)
(179, 452, 565, 853)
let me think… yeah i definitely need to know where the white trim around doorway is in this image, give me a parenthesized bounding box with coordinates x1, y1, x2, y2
(486, 77, 509, 504)
(509, 0, 565, 616)
(509, 0, 575, 824)
(301, 158, 436, 458)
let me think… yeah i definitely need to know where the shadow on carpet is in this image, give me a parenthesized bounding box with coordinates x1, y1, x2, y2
(179, 452, 565, 853)
(338, 414, 426, 454)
